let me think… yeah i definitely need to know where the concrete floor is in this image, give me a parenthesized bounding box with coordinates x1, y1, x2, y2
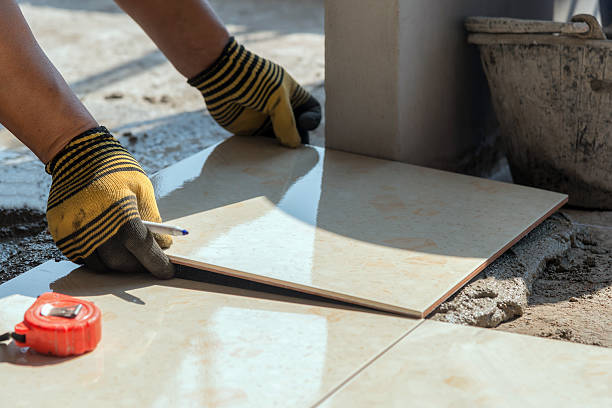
(0, 0, 609, 347)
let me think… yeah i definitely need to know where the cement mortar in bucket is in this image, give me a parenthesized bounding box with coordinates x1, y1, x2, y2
(467, 15, 612, 209)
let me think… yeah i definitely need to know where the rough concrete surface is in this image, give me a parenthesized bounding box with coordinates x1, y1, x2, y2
(0, 210, 63, 283)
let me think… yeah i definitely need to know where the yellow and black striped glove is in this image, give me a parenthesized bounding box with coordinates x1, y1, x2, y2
(188, 37, 321, 147)
(45, 127, 174, 279)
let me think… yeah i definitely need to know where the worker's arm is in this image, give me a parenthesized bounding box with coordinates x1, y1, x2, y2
(0, 0, 174, 278)
(0, 0, 95, 163)
(114, 0, 322, 146)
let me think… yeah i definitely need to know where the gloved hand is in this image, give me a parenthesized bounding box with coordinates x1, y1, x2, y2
(188, 37, 321, 147)
(45, 126, 174, 279)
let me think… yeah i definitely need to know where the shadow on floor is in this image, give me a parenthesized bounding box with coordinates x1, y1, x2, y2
(71, 50, 167, 95)
(48, 264, 389, 317)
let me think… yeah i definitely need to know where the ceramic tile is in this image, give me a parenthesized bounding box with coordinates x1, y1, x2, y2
(319, 320, 612, 408)
(0, 261, 419, 408)
(0, 295, 34, 334)
(153, 136, 567, 317)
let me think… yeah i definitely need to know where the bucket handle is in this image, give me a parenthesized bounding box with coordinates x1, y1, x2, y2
(465, 14, 606, 40)
(571, 14, 606, 40)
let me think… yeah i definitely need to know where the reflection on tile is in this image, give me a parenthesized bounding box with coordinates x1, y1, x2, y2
(0, 295, 34, 334)
(153, 136, 567, 317)
(320, 320, 612, 407)
(0, 261, 419, 407)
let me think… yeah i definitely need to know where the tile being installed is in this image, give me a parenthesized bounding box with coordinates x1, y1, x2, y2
(0, 261, 419, 407)
(319, 320, 612, 407)
(153, 136, 567, 317)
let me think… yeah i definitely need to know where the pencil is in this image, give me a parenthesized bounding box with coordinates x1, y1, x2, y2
(142, 220, 189, 236)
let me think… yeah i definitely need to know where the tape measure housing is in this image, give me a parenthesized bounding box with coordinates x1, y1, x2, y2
(14, 292, 102, 356)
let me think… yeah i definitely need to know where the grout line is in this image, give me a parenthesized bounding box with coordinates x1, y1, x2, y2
(310, 319, 427, 408)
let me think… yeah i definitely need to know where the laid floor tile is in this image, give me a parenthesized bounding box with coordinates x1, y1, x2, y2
(153, 136, 567, 317)
(318, 320, 612, 407)
(0, 261, 419, 407)
(0, 294, 33, 334)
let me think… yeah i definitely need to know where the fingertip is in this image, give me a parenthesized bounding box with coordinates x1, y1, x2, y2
(121, 219, 175, 279)
(298, 111, 322, 131)
(293, 96, 321, 145)
(152, 261, 176, 280)
(153, 232, 173, 249)
(297, 126, 310, 145)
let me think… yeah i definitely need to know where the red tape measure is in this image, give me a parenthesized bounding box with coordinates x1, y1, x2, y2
(1, 292, 102, 357)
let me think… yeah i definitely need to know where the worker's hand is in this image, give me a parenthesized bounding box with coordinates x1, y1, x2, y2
(45, 127, 174, 279)
(188, 37, 321, 147)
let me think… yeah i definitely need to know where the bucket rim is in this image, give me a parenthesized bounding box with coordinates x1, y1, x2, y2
(468, 33, 612, 48)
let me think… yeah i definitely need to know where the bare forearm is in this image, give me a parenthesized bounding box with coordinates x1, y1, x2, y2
(0, 0, 96, 163)
(114, 0, 229, 78)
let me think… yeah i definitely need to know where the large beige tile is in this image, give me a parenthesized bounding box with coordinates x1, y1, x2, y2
(0, 295, 34, 334)
(319, 320, 612, 407)
(153, 136, 567, 317)
(0, 261, 418, 408)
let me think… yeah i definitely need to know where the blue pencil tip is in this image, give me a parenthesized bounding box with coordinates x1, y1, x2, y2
(182, 230, 189, 236)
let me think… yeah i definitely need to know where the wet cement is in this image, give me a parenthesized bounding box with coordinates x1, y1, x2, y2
(496, 216, 612, 347)
(432, 211, 612, 347)
(0, 209, 64, 284)
(432, 213, 573, 327)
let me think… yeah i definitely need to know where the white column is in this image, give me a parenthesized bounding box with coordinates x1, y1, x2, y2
(325, 0, 554, 172)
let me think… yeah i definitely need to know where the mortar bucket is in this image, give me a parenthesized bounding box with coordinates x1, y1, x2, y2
(467, 15, 612, 208)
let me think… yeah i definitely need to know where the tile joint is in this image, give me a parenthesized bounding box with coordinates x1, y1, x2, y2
(311, 319, 427, 407)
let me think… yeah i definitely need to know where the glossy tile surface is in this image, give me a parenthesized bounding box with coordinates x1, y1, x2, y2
(0, 261, 419, 407)
(153, 136, 567, 317)
(319, 320, 612, 408)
